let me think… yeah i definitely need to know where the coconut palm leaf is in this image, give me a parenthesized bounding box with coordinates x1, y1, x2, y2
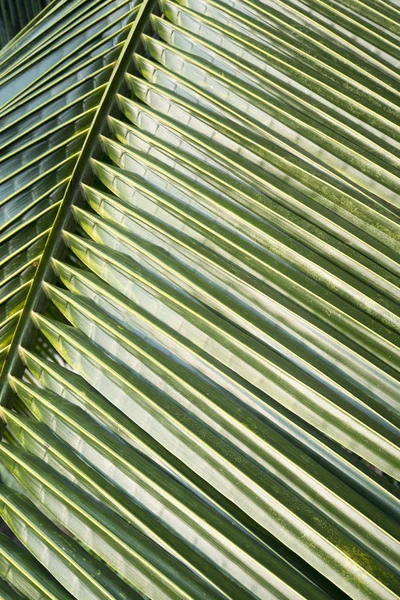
(0, 0, 54, 49)
(0, 0, 399, 598)
(0, 0, 146, 368)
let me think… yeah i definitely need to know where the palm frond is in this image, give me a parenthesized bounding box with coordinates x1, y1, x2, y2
(0, 0, 399, 598)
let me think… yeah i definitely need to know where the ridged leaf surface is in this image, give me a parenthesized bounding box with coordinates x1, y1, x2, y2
(0, 0, 399, 598)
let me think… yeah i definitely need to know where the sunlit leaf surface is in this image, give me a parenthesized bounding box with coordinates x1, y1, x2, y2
(0, 0, 399, 598)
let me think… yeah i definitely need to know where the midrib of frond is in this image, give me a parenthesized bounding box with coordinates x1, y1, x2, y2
(0, 0, 150, 373)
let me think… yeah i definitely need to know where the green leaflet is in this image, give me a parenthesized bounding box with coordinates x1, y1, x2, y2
(0, 0, 141, 368)
(0, 484, 137, 600)
(3, 387, 323, 599)
(0, 0, 52, 49)
(0, 576, 26, 599)
(0, 531, 73, 600)
(0, 0, 399, 598)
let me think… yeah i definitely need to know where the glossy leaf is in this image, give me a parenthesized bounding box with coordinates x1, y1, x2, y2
(0, 0, 399, 599)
